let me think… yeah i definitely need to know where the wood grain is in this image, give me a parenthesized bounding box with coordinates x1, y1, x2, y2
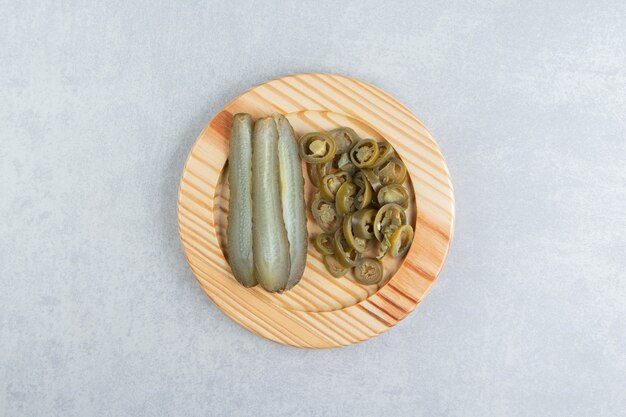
(177, 73, 455, 348)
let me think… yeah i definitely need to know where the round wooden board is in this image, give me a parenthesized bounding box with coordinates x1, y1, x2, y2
(177, 73, 454, 348)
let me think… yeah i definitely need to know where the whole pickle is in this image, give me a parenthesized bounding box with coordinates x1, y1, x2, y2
(252, 117, 290, 292)
(274, 114, 308, 290)
(226, 113, 256, 287)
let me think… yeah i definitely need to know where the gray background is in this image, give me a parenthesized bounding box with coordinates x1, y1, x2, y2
(1, 0, 624, 416)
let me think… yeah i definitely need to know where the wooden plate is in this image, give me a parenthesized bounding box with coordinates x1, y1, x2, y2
(177, 73, 454, 348)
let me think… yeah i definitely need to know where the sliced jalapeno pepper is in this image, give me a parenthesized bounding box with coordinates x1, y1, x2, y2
(361, 168, 383, 193)
(377, 184, 409, 209)
(353, 171, 373, 209)
(372, 140, 395, 167)
(349, 138, 379, 168)
(335, 170, 352, 183)
(299, 131, 337, 164)
(320, 171, 352, 201)
(306, 160, 332, 188)
(311, 192, 340, 232)
(375, 236, 390, 260)
(335, 181, 358, 216)
(329, 127, 360, 155)
(336, 152, 357, 174)
(333, 228, 361, 268)
(319, 173, 342, 202)
(389, 224, 414, 258)
(342, 215, 369, 253)
(373, 203, 407, 241)
(323, 254, 349, 277)
(351, 208, 377, 240)
(354, 258, 383, 285)
(377, 156, 407, 185)
(314, 233, 335, 255)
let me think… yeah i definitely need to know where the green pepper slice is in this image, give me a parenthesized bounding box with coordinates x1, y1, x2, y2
(329, 127, 360, 155)
(320, 171, 352, 201)
(353, 171, 373, 209)
(377, 156, 407, 185)
(299, 131, 337, 164)
(377, 184, 409, 209)
(323, 254, 349, 277)
(373, 203, 407, 241)
(314, 233, 335, 255)
(335, 181, 358, 216)
(333, 228, 361, 268)
(361, 168, 383, 193)
(372, 140, 395, 167)
(306, 161, 332, 188)
(335, 170, 352, 182)
(375, 236, 390, 260)
(342, 215, 369, 253)
(320, 173, 343, 202)
(336, 152, 357, 174)
(311, 192, 340, 232)
(389, 224, 414, 258)
(354, 258, 383, 285)
(349, 138, 379, 168)
(351, 208, 377, 240)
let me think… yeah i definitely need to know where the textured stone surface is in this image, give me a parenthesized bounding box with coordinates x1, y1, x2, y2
(1, 1, 624, 416)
